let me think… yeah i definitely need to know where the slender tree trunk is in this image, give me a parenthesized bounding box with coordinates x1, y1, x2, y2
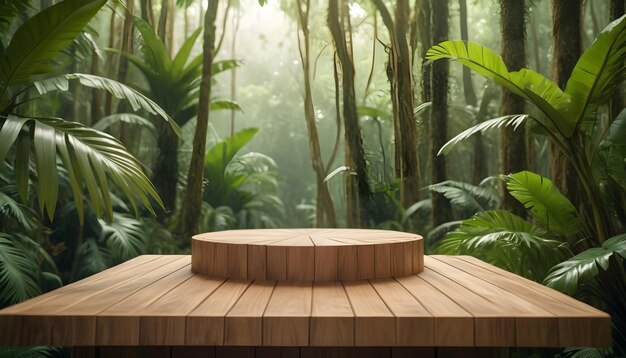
(499, 0, 527, 217)
(372, 0, 421, 209)
(329, 0, 373, 227)
(430, 0, 452, 226)
(116, 0, 135, 144)
(157, 0, 168, 42)
(153, 123, 179, 221)
(418, 0, 432, 187)
(550, 0, 582, 213)
(104, 9, 117, 116)
(180, 0, 219, 241)
(459, 0, 477, 107)
(141, 0, 155, 27)
(296, 0, 337, 228)
(230, 7, 240, 137)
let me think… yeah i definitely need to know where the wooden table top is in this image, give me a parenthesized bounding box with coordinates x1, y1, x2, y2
(192, 229, 424, 281)
(0, 254, 611, 348)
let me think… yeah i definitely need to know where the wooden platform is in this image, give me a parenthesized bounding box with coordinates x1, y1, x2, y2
(0, 255, 611, 348)
(192, 229, 424, 281)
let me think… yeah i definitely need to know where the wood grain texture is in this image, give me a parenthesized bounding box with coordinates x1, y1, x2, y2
(191, 229, 424, 281)
(0, 252, 611, 348)
(263, 281, 312, 346)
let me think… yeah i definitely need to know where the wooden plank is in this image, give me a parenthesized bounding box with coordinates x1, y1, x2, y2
(213, 243, 228, 277)
(455, 256, 604, 314)
(138, 274, 225, 345)
(395, 274, 473, 346)
(97, 265, 196, 345)
(2, 256, 183, 346)
(314, 246, 337, 281)
(255, 347, 300, 358)
(343, 280, 395, 346)
(227, 244, 247, 278)
(263, 281, 312, 346)
(370, 278, 434, 346)
(413, 240, 424, 272)
(357, 245, 375, 280)
(225, 281, 275, 346)
(375, 244, 392, 279)
(310, 281, 354, 346)
(0, 255, 165, 314)
(266, 246, 287, 281)
(286, 244, 315, 280)
(247, 245, 266, 280)
(172, 346, 215, 358)
(337, 245, 357, 280)
(186, 279, 252, 345)
(417, 266, 517, 347)
(432, 256, 570, 347)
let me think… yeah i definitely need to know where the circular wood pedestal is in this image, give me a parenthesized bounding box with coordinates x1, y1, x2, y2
(191, 228, 424, 281)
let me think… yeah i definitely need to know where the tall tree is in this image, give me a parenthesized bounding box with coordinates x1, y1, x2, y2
(417, 0, 431, 186)
(296, 0, 338, 227)
(180, 0, 219, 240)
(328, 0, 373, 227)
(430, 0, 452, 226)
(372, 0, 421, 209)
(499, 0, 527, 217)
(550, 0, 582, 212)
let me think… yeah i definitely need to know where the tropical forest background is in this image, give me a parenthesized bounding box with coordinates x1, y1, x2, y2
(0, 0, 625, 356)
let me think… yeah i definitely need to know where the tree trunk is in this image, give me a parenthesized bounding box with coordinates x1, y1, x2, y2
(116, 0, 135, 145)
(296, 0, 338, 228)
(328, 0, 373, 227)
(430, 0, 452, 227)
(417, 0, 431, 188)
(141, 0, 154, 27)
(550, 0, 582, 213)
(180, 0, 219, 241)
(499, 0, 527, 217)
(104, 9, 117, 117)
(157, 0, 168, 42)
(372, 0, 421, 209)
(459, 0, 477, 107)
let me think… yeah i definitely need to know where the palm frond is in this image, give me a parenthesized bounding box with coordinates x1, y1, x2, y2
(565, 14, 626, 129)
(0, 115, 162, 222)
(440, 210, 572, 281)
(544, 233, 626, 295)
(426, 40, 571, 135)
(35, 73, 180, 136)
(438, 114, 527, 155)
(428, 180, 499, 214)
(0, 0, 107, 86)
(93, 113, 156, 135)
(503, 171, 582, 236)
(99, 213, 145, 262)
(0, 233, 40, 306)
(0, 189, 38, 231)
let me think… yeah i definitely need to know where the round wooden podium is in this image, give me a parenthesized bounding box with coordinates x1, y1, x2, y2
(191, 228, 424, 281)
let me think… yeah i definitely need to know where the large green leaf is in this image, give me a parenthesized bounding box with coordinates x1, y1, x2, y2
(440, 210, 572, 282)
(0, 0, 107, 87)
(428, 180, 499, 214)
(35, 73, 181, 136)
(132, 16, 171, 75)
(93, 113, 156, 135)
(99, 213, 144, 262)
(438, 114, 527, 155)
(544, 233, 626, 295)
(0, 233, 40, 306)
(0, 115, 162, 222)
(426, 41, 572, 135)
(503, 171, 582, 236)
(565, 14, 626, 129)
(171, 26, 202, 78)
